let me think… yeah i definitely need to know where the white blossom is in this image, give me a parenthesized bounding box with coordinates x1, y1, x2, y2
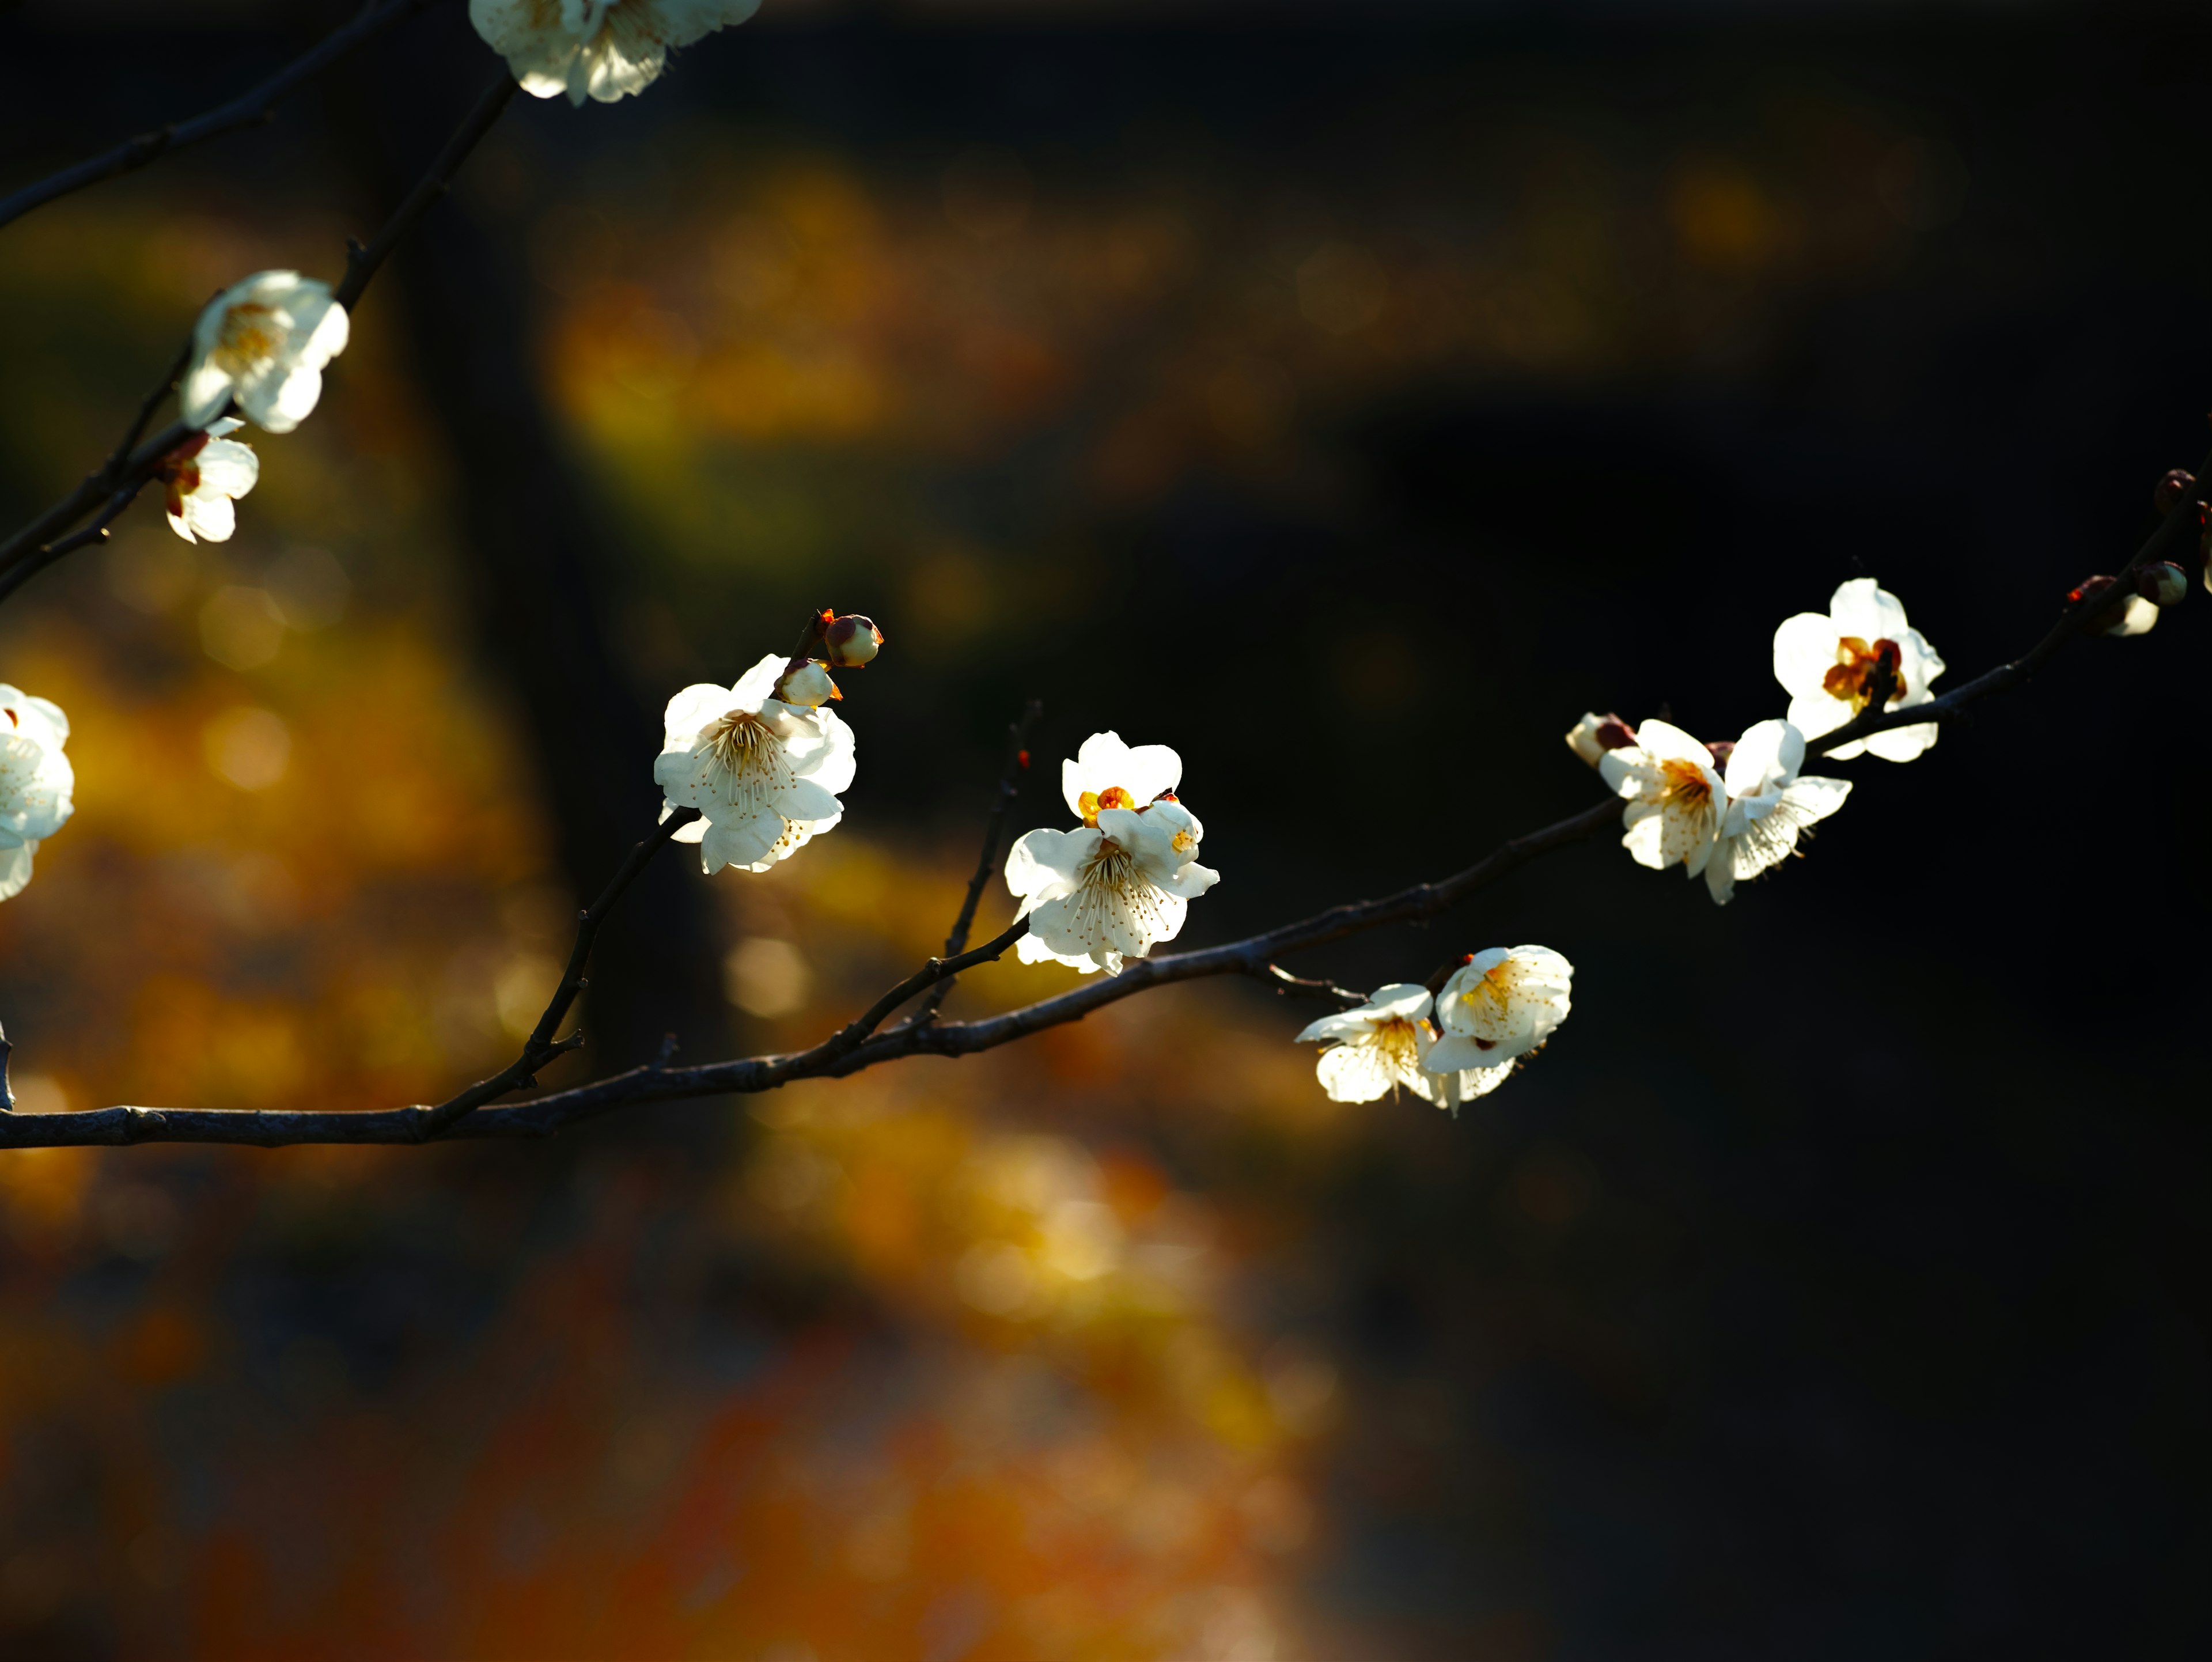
(180, 271, 349, 435)
(1599, 719, 1725, 877)
(0, 688, 75, 903)
(1297, 984, 1441, 1104)
(1771, 577, 1946, 762)
(1005, 732, 1218, 976)
(160, 418, 259, 544)
(1427, 947, 1574, 1080)
(654, 652, 854, 876)
(1704, 719, 1851, 906)
(471, 0, 759, 106)
(1295, 982, 1516, 1111)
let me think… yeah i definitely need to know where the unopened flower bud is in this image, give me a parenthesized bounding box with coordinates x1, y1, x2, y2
(823, 614, 882, 667)
(1563, 710, 1634, 768)
(2138, 561, 2187, 607)
(1704, 739, 1735, 767)
(774, 657, 840, 706)
(2155, 469, 2197, 514)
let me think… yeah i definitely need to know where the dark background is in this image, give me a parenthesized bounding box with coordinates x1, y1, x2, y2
(1, 1, 2206, 1656)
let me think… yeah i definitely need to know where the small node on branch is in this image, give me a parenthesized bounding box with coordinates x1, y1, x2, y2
(2139, 562, 2188, 607)
(2154, 468, 2198, 514)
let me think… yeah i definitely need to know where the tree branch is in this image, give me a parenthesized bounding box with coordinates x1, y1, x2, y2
(413, 805, 700, 1137)
(0, 451, 2198, 1150)
(0, 60, 518, 591)
(0, 0, 430, 234)
(907, 699, 1043, 1026)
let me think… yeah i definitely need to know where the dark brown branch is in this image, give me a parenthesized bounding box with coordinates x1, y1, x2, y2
(0, 0, 429, 233)
(0, 489, 141, 607)
(414, 806, 700, 1137)
(908, 699, 1043, 1025)
(0, 62, 518, 590)
(334, 69, 516, 310)
(1, 442, 2196, 1149)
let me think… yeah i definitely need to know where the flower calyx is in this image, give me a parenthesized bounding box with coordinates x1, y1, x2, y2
(2153, 468, 2199, 515)
(2138, 562, 2188, 607)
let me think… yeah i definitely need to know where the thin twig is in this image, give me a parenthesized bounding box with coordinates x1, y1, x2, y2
(908, 699, 1043, 1025)
(0, 490, 139, 606)
(415, 807, 700, 1137)
(1242, 964, 1369, 1007)
(334, 69, 516, 310)
(0, 63, 519, 589)
(0, 0, 429, 233)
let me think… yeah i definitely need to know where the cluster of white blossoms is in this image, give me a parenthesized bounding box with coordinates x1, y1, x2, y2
(1003, 732, 1220, 976)
(471, 0, 760, 106)
(1567, 576, 1952, 906)
(0, 687, 75, 904)
(653, 612, 880, 875)
(1297, 947, 1574, 1111)
(151, 269, 353, 548)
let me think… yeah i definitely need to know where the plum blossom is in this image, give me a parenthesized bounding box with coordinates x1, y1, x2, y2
(1005, 732, 1218, 976)
(654, 653, 854, 876)
(471, 0, 760, 106)
(1426, 947, 1574, 1084)
(1297, 985, 1446, 1104)
(158, 418, 258, 544)
(1772, 577, 1946, 762)
(180, 271, 349, 434)
(1599, 720, 1725, 877)
(1704, 719, 1851, 906)
(1296, 982, 1524, 1111)
(0, 688, 75, 903)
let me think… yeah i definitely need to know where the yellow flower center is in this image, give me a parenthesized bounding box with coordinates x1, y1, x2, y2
(1820, 634, 1902, 715)
(703, 709, 793, 819)
(1371, 1016, 1424, 1068)
(1076, 785, 1135, 827)
(215, 302, 281, 372)
(1658, 758, 1711, 808)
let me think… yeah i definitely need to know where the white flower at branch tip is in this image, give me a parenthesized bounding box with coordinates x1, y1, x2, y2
(1771, 577, 1946, 762)
(0, 688, 75, 904)
(653, 652, 855, 876)
(180, 271, 350, 435)
(1705, 719, 1851, 906)
(471, 0, 761, 106)
(1427, 945, 1574, 1076)
(1599, 719, 1725, 876)
(159, 418, 259, 544)
(1005, 732, 1219, 976)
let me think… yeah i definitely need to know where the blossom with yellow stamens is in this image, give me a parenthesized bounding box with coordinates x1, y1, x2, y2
(180, 271, 349, 434)
(1705, 719, 1851, 906)
(1599, 719, 1725, 877)
(654, 652, 854, 876)
(0, 687, 74, 903)
(471, 0, 760, 107)
(1426, 945, 1574, 1080)
(1297, 984, 1445, 1104)
(1771, 577, 1946, 762)
(1006, 733, 1218, 976)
